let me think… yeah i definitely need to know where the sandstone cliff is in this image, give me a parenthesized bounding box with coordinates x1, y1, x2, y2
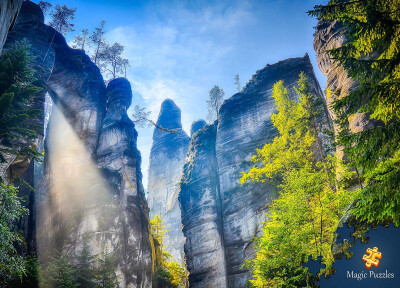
(1, 3, 153, 287)
(147, 99, 190, 264)
(97, 78, 152, 287)
(179, 54, 331, 287)
(0, 0, 22, 55)
(179, 122, 228, 288)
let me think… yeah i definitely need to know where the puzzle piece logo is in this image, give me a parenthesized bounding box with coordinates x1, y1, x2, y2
(362, 247, 382, 269)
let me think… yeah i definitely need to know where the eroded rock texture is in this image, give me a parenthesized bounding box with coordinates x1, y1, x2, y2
(216, 54, 330, 287)
(179, 122, 228, 288)
(147, 99, 190, 264)
(0, 1, 55, 182)
(313, 20, 380, 156)
(97, 78, 152, 288)
(180, 54, 331, 287)
(190, 119, 207, 136)
(0, 0, 22, 55)
(3, 3, 152, 287)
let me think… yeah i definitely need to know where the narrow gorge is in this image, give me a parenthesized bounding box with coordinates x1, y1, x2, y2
(2, 1, 391, 288)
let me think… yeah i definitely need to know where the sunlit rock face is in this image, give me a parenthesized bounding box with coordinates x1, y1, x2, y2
(313, 20, 381, 156)
(0, 0, 23, 55)
(0, 1, 55, 182)
(179, 55, 331, 287)
(216, 54, 331, 287)
(179, 122, 228, 288)
(97, 78, 152, 288)
(46, 27, 107, 157)
(147, 99, 190, 264)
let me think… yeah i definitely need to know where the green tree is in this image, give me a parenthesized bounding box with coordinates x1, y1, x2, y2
(72, 29, 90, 51)
(234, 74, 241, 92)
(132, 105, 178, 133)
(241, 75, 353, 287)
(0, 182, 29, 282)
(99, 42, 125, 80)
(95, 247, 118, 288)
(48, 4, 77, 36)
(308, 0, 400, 225)
(150, 215, 188, 288)
(90, 20, 107, 65)
(0, 40, 42, 166)
(38, 1, 52, 16)
(75, 236, 97, 288)
(40, 254, 78, 288)
(206, 85, 224, 122)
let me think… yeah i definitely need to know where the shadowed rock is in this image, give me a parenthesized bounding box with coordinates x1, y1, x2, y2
(216, 54, 331, 287)
(190, 119, 207, 136)
(97, 78, 152, 288)
(0, 1, 55, 182)
(0, 0, 23, 55)
(179, 55, 332, 288)
(147, 99, 190, 264)
(179, 122, 228, 288)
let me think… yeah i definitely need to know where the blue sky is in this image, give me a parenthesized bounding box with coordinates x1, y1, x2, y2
(40, 0, 327, 188)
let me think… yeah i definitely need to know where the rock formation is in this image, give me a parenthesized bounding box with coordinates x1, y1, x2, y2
(179, 54, 331, 287)
(0, 0, 23, 55)
(179, 122, 228, 288)
(216, 54, 331, 287)
(147, 99, 190, 264)
(97, 78, 152, 287)
(190, 119, 207, 136)
(0, 3, 152, 287)
(313, 20, 380, 156)
(0, 1, 55, 182)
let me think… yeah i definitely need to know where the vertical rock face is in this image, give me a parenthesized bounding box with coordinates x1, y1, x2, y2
(0, 0, 23, 55)
(179, 54, 331, 287)
(179, 123, 228, 288)
(190, 120, 207, 136)
(46, 28, 107, 157)
(97, 78, 152, 288)
(313, 20, 379, 154)
(216, 54, 330, 287)
(147, 99, 190, 264)
(3, 3, 152, 287)
(0, 1, 55, 182)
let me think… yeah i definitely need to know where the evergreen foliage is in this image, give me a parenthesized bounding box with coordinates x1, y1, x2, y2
(241, 75, 354, 287)
(0, 40, 42, 167)
(72, 29, 90, 51)
(41, 255, 78, 288)
(75, 236, 97, 288)
(309, 0, 400, 225)
(0, 182, 29, 283)
(48, 4, 77, 36)
(206, 85, 225, 122)
(95, 247, 118, 288)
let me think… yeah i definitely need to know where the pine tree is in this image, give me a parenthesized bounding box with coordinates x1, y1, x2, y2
(0, 40, 42, 166)
(0, 182, 29, 282)
(41, 255, 78, 288)
(99, 43, 125, 80)
(95, 247, 118, 288)
(234, 74, 241, 92)
(48, 4, 77, 36)
(206, 85, 224, 122)
(90, 20, 107, 65)
(308, 0, 400, 225)
(75, 236, 97, 288)
(38, 1, 52, 16)
(72, 29, 90, 51)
